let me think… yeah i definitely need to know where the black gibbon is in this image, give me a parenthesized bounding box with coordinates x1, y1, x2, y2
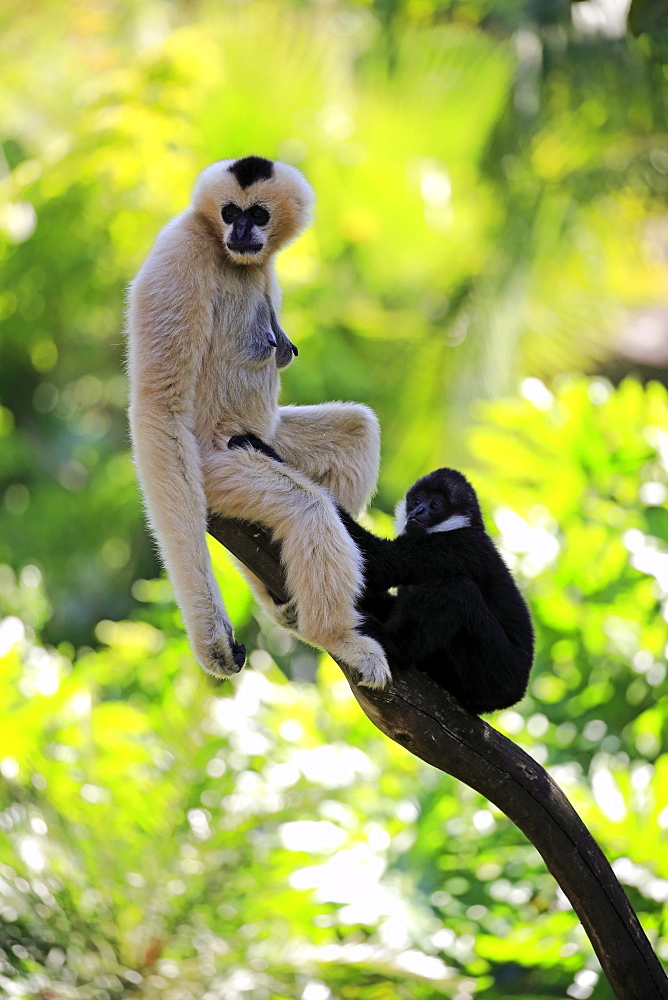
(231, 436, 533, 714)
(340, 468, 535, 714)
(127, 156, 389, 687)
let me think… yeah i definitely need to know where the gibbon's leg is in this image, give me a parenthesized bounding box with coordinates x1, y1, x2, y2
(272, 403, 381, 516)
(202, 446, 391, 688)
(232, 402, 381, 634)
(384, 580, 468, 659)
(388, 578, 530, 714)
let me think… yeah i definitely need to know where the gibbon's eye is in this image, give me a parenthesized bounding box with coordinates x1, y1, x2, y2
(249, 204, 270, 225)
(222, 203, 242, 223)
(430, 499, 442, 511)
(408, 496, 421, 509)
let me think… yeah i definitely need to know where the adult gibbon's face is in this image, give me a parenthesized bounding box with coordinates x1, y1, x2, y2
(191, 155, 315, 267)
(221, 201, 271, 262)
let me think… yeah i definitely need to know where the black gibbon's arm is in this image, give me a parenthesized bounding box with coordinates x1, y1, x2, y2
(228, 433, 285, 463)
(337, 509, 495, 591)
(232, 439, 495, 591)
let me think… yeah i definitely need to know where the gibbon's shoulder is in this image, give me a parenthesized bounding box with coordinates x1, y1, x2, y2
(131, 210, 218, 295)
(148, 208, 220, 263)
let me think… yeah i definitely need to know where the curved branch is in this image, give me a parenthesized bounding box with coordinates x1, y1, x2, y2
(207, 513, 668, 1000)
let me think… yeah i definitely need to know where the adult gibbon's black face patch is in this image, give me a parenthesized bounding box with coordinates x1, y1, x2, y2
(222, 203, 271, 254)
(222, 204, 270, 225)
(229, 156, 274, 189)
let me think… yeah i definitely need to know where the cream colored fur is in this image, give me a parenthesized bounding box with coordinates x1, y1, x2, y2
(394, 498, 408, 536)
(127, 158, 389, 687)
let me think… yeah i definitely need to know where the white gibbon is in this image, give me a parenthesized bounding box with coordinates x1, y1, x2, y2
(126, 155, 390, 687)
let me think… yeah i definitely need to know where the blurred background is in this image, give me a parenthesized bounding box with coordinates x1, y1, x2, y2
(1, 0, 667, 997)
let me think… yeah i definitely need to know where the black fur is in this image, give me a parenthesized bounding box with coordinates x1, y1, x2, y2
(228, 434, 284, 463)
(229, 156, 274, 189)
(231, 641, 246, 667)
(339, 469, 534, 715)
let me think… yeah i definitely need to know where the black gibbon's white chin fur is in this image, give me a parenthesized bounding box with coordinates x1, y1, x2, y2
(395, 498, 471, 535)
(127, 155, 390, 688)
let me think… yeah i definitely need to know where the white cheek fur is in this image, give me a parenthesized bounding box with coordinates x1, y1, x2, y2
(394, 498, 407, 535)
(395, 499, 470, 535)
(427, 514, 470, 533)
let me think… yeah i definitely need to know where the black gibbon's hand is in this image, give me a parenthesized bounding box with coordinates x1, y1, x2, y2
(336, 505, 389, 568)
(228, 434, 285, 463)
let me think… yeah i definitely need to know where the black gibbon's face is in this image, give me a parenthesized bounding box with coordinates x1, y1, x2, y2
(222, 202, 271, 258)
(398, 468, 481, 536)
(404, 488, 448, 533)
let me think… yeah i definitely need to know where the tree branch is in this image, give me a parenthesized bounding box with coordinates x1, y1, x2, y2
(207, 513, 668, 1000)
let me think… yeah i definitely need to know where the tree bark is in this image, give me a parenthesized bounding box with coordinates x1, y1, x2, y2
(207, 512, 668, 1000)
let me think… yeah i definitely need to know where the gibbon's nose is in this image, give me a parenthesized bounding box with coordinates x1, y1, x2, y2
(409, 503, 429, 523)
(230, 216, 259, 248)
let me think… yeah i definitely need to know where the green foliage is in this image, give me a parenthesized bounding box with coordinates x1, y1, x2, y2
(629, 0, 668, 40)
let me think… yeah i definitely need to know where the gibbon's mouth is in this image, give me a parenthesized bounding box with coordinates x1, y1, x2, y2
(406, 516, 428, 532)
(227, 243, 263, 255)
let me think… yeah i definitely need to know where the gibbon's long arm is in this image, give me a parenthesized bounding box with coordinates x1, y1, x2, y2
(339, 510, 494, 589)
(207, 514, 668, 1000)
(128, 242, 243, 675)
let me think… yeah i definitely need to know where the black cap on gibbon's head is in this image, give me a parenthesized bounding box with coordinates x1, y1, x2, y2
(228, 156, 274, 189)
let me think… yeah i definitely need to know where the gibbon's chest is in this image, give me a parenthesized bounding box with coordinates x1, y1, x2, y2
(194, 277, 280, 445)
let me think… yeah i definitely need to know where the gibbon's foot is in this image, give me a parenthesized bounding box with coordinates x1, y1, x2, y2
(228, 434, 284, 464)
(273, 600, 299, 630)
(361, 614, 402, 663)
(334, 633, 392, 689)
(201, 637, 246, 677)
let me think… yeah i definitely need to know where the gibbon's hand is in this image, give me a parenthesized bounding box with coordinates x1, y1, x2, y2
(228, 434, 285, 463)
(196, 633, 247, 677)
(265, 294, 299, 366)
(231, 641, 246, 666)
(360, 612, 402, 663)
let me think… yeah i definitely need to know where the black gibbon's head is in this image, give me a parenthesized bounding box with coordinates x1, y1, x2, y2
(395, 468, 484, 536)
(191, 156, 315, 266)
